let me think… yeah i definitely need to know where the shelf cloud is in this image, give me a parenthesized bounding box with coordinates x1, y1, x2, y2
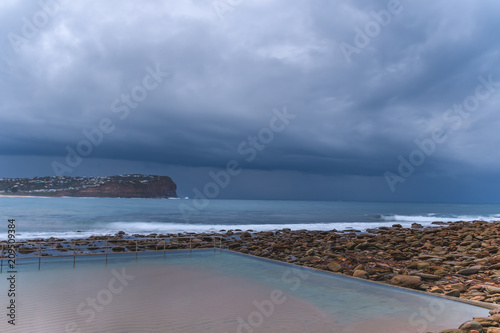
(2, 0, 500, 202)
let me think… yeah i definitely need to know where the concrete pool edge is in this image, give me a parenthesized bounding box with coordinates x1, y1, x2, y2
(223, 249, 500, 311)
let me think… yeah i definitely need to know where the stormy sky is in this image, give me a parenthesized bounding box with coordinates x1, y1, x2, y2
(1, 0, 500, 202)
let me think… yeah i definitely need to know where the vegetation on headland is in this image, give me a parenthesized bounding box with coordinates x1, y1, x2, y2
(0, 174, 177, 198)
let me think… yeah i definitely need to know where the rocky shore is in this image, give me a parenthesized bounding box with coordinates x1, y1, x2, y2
(229, 221, 500, 304)
(223, 220, 500, 332)
(5, 220, 500, 332)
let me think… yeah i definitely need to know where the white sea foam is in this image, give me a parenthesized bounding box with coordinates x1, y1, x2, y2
(108, 222, 350, 233)
(9, 215, 500, 241)
(6, 222, 398, 240)
(381, 214, 500, 223)
(13, 230, 116, 241)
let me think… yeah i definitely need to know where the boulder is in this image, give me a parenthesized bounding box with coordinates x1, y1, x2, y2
(445, 289, 461, 297)
(434, 269, 448, 276)
(458, 267, 480, 276)
(18, 247, 36, 254)
(486, 287, 500, 294)
(486, 328, 500, 333)
(305, 248, 315, 256)
(353, 270, 369, 279)
(414, 272, 441, 281)
(417, 262, 430, 270)
(458, 320, 483, 333)
(327, 262, 343, 273)
(241, 232, 252, 239)
(490, 255, 500, 264)
(390, 275, 422, 289)
(354, 242, 369, 251)
(354, 264, 365, 271)
(473, 317, 499, 327)
(371, 263, 393, 273)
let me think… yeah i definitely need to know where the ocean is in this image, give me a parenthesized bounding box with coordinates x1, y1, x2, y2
(1, 197, 499, 240)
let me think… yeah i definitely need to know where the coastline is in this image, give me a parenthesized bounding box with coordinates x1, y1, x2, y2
(0, 194, 179, 199)
(3, 220, 500, 331)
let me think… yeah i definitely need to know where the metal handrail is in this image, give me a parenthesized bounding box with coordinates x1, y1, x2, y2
(0, 236, 225, 271)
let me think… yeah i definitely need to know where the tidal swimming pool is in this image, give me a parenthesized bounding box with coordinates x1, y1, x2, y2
(0, 249, 490, 332)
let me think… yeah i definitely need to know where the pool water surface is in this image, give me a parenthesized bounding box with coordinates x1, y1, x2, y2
(0, 250, 489, 332)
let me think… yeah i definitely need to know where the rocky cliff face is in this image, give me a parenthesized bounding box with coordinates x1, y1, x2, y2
(0, 174, 178, 198)
(57, 176, 178, 198)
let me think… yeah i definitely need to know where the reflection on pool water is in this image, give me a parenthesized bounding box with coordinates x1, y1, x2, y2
(0, 250, 489, 332)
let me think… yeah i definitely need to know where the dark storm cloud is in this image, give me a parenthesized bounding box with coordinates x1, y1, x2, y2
(2, 0, 500, 201)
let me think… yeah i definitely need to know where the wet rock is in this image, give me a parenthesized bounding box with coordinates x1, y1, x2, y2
(485, 328, 500, 333)
(458, 320, 483, 333)
(445, 289, 461, 297)
(327, 262, 343, 273)
(111, 246, 126, 252)
(241, 231, 252, 239)
(18, 247, 36, 254)
(417, 262, 431, 270)
(354, 264, 365, 271)
(228, 242, 241, 249)
(486, 287, 500, 294)
(473, 317, 500, 328)
(352, 270, 369, 279)
(458, 267, 480, 276)
(345, 241, 356, 250)
(371, 263, 393, 273)
(354, 242, 369, 251)
(390, 275, 422, 289)
(413, 272, 441, 281)
(489, 256, 500, 264)
(434, 269, 448, 276)
(473, 317, 499, 327)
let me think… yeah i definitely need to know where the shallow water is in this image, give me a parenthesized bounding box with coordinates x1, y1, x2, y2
(0, 250, 489, 332)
